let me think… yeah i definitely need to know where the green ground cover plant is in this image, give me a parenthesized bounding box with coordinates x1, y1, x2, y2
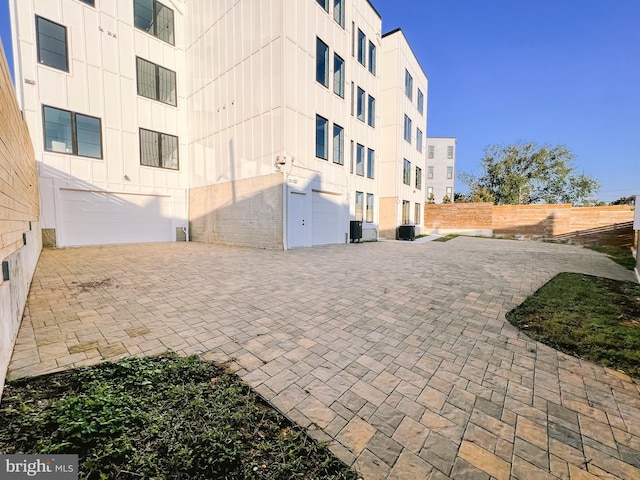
(507, 273, 640, 377)
(433, 234, 459, 242)
(586, 244, 636, 270)
(0, 353, 358, 480)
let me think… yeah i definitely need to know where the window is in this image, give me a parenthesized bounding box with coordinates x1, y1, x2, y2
(350, 82, 354, 116)
(136, 57, 176, 106)
(428, 166, 434, 179)
(333, 54, 344, 97)
(333, 124, 344, 165)
(417, 89, 424, 115)
(367, 148, 374, 179)
(428, 145, 434, 159)
(351, 21, 355, 57)
(43, 106, 102, 158)
(134, 0, 174, 45)
(316, 38, 329, 87)
(446, 187, 453, 201)
(367, 95, 375, 127)
(356, 143, 364, 176)
(402, 200, 410, 224)
(357, 29, 366, 66)
(427, 187, 434, 201)
(403, 115, 412, 143)
(415, 203, 421, 225)
(316, 0, 329, 11)
(368, 41, 376, 75)
(350, 140, 354, 174)
(416, 128, 423, 152)
(36, 16, 68, 72)
(415, 167, 422, 189)
(366, 193, 374, 223)
(447, 166, 453, 179)
(403, 159, 411, 185)
(80, 0, 95, 5)
(316, 115, 328, 160)
(139, 128, 178, 169)
(405, 70, 413, 100)
(447, 145, 454, 159)
(334, 0, 344, 27)
(357, 87, 365, 121)
(355, 191, 363, 222)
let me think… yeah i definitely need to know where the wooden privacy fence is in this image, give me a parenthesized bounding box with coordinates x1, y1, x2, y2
(423, 203, 635, 246)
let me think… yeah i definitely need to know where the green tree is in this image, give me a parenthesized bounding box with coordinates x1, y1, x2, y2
(459, 142, 600, 205)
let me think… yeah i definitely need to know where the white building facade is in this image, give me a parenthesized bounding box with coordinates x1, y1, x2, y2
(9, 0, 443, 249)
(379, 29, 427, 239)
(425, 137, 456, 204)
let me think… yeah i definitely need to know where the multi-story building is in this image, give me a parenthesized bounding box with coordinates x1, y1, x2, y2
(425, 137, 456, 204)
(8, 0, 445, 249)
(379, 28, 427, 238)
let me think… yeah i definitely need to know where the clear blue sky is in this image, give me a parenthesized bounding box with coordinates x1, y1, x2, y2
(1, 0, 638, 201)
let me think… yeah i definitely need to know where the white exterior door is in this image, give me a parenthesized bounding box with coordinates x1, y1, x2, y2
(311, 191, 342, 245)
(288, 191, 307, 248)
(58, 190, 173, 246)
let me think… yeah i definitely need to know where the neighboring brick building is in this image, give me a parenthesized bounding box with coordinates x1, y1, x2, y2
(0, 39, 41, 399)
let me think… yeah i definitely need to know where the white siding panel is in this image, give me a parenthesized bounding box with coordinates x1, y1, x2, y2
(311, 191, 342, 245)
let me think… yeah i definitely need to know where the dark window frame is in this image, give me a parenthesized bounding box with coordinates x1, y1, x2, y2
(356, 143, 364, 176)
(134, 0, 175, 46)
(357, 87, 365, 121)
(368, 40, 376, 75)
(366, 193, 374, 223)
(317, 0, 329, 12)
(333, 53, 345, 97)
(357, 29, 366, 66)
(36, 16, 69, 72)
(136, 57, 177, 106)
(403, 159, 411, 185)
(316, 115, 329, 160)
(333, 123, 344, 165)
(366, 148, 374, 179)
(139, 127, 179, 170)
(42, 105, 103, 159)
(316, 37, 329, 87)
(367, 95, 375, 127)
(334, 0, 345, 27)
(415, 166, 422, 190)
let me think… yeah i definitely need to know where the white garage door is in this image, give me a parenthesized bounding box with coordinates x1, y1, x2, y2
(311, 191, 342, 245)
(58, 189, 173, 246)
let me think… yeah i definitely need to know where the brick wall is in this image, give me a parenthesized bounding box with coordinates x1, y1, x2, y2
(189, 173, 284, 249)
(424, 203, 634, 242)
(0, 40, 42, 401)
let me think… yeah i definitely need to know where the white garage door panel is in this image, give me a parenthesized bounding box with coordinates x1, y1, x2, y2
(311, 191, 341, 245)
(59, 190, 173, 246)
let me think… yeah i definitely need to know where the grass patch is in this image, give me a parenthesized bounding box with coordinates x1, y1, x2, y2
(0, 353, 358, 480)
(433, 234, 459, 242)
(507, 273, 640, 377)
(586, 245, 636, 270)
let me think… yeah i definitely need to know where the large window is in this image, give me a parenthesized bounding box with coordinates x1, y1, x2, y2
(446, 187, 453, 201)
(350, 140, 354, 173)
(316, 115, 328, 160)
(368, 41, 376, 75)
(415, 167, 422, 189)
(427, 187, 434, 201)
(403, 115, 412, 143)
(80, 0, 95, 5)
(356, 143, 364, 176)
(402, 200, 410, 224)
(355, 191, 363, 222)
(140, 128, 178, 169)
(428, 166, 434, 179)
(136, 57, 176, 106)
(417, 89, 424, 115)
(357, 29, 366, 66)
(357, 87, 365, 121)
(334, 0, 344, 27)
(447, 145, 454, 159)
(333, 53, 344, 97)
(366, 193, 374, 223)
(405, 70, 413, 100)
(43, 106, 102, 158)
(415, 203, 421, 225)
(333, 124, 344, 165)
(367, 148, 374, 179)
(317, 0, 329, 12)
(316, 38, 329, 87)
(367, 95, 375, 127)
(416, 128, 423, 152)
(447, 166, 453, 179)
(36, 16, 68, 72)
(134, 0, 174, 45)
(403, 159, 411, 185)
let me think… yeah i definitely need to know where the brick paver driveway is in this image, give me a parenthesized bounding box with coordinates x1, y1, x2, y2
(7, 237, 640, 479)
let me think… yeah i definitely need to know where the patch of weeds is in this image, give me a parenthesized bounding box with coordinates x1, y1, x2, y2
(0, 353, 359, 480)
(433, 234, 459, 242)
(507, 273, 640, 377)
(586, 245, 636, 270)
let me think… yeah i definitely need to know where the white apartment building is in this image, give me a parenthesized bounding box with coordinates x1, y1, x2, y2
(9, 0, 443, 249)
(379, 29, 428, 238)
(425, 137, 456, 204)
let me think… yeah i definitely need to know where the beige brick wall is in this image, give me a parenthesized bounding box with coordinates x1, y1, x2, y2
(0, 41, 41, 401)
(424, 203, 493, 235)
(189, 173, 284, 249)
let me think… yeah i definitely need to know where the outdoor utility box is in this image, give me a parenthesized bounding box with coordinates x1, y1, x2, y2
(398, 224, 415, 241)
(350, 220, 363, 242)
